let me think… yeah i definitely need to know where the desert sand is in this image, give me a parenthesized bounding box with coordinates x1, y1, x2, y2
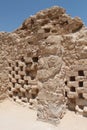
(0, 99, 87, 130)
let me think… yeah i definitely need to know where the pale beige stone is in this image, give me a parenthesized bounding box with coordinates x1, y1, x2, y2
(0, 6, 86, 124)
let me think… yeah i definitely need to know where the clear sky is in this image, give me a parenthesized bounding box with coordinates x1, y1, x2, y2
(0, 0, 87, 32)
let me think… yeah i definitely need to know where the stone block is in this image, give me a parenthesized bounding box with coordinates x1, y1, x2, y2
(76, 87, 84, 93)
(66, 71, 78, 77)
(20, 87, 26, 93)
(18, 79, 24, 84)
(24, 84, 31, 90)
(83, 82, 87, 88)
(15, 67, 19, 71)
(38, 90, 63, 102)
(83, 93, 87, 100)
(76, 99, 87, 106)
(65, 87, 70, 92)
(30, 85, 39, 96)
(24, 57, 32, 64)
(18, 70, 25, 76)
(67, 92, 78, 98)
(24, 76, 30, 81)
(11, 71, 16, 75)
(11, 78, 16, 83)
(75, 105, 83, 115)
(28, 79, 37, 85)
(8, 67, 12, 71)
(8, 91, 13, 98)
(21, 97, 28, 103)
(84, 71, 87, 76)
(15, 98, 23, 104)
(25, 91, 30, 99)
(68, 81, 78, 88)
(76, 76, 86, 81)
(8, 74, 12, 79)
(15, 75, 20, 79)
(15, 83, 21, 89)
(18, 61, 25, 67)
(8, 82, 13, 87)
(11, 87, 17, 92)
(29, 98, 37, 108)
(73, 65, 87, 71)
(83, 106, 87, 117)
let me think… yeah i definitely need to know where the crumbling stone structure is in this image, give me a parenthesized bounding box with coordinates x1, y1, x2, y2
(0, 6, 87, 124)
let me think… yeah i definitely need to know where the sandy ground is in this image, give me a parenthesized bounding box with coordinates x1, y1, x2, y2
(0, 99, 87, 130)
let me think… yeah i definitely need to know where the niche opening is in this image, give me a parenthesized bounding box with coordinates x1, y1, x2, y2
(70, 86, 76, 92)
(78, 70, 84, 76)
(70, 76, 75, 81)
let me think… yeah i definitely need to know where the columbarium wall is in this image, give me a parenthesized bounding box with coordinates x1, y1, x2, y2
(62, 33, 87, 117)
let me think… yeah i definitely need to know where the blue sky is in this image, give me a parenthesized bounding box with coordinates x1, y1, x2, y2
(0, 0, 87, 32)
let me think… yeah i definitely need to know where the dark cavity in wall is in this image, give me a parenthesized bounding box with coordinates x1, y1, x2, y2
(78, 70, 84, 76)
(70, 76, 75, 81)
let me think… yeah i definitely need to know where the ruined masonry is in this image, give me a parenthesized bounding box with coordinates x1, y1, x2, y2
(0, 6, 87, 124)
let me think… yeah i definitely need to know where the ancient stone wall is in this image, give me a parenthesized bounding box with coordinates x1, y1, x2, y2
(37, 35, 66, 124)
(8, 56, 39, 107)
(62, 33, 87, 116)
(0, 6, 87, 124)
(65, 61, 87, 116)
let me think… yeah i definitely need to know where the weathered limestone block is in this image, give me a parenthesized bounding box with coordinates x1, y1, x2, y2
(66, 71, 78, 77)
(37, 99, 65, 124)
(83, 93, 87, 100)
(37, 57, 62, 81)
(37, 69, 52, 81)
(68, 81, 78, 88)
(15, 83, 21, 89)
(75, 105, 83, 115)
(8, 82, 13, 87)
(15, 67, 19, 71)
(21, 97, 28, 103)
(83, 106, 87, 117)
(11, 78, 16, 83)
(29, 98, 37, 108)
(15, 75, 21, 80)
(38, 57, 49, 69)
(67, 92, 78, 98)
(20, 87, 26, 93)
(24, 75, 30, 81)
(8, 90, 13, 96)
(38, 90, 63, 102)
(68, 98, 76, 111)
(76, 76, 86, 81)
(76, 99, 87, 106)
(24, 84, 31, 90)
(83, 82, 87, 88)
(29, 85, 39, 98)
(76, 87, 84, 93)
(18, 70, 25, 76)
(18, 79, 24, 84)
(18, 61, 25, 67)
(68, 17, 83, 33)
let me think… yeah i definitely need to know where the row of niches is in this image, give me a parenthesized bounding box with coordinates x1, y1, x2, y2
(65, 80, 87, 99)
(8, 56, 39, 107)
(65, 80, 87, 88)
(65, 66, 87, 116)
(65, 69, 87, 98)
(8, 82, 39, 108)
(67, 70, 85, 82)
(65, 85, 87, 116)
(8, 56, 38, 80)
